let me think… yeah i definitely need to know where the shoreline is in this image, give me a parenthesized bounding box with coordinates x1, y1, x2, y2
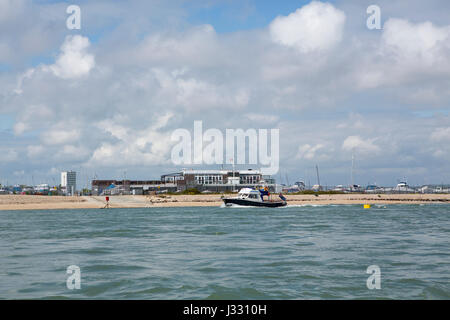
(0, 194, 449, 211)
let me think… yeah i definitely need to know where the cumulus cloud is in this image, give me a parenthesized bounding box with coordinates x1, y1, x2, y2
(13, 105, 53, 135)
(358, 17, 450, 89)
(0, 0, 67, 66)
(135, 24, 218, 65)
(14, 68, 35, 95)
(296, 144, 324, 160)
(342, 136, 380, 154)
(431, 127, 450, 141)
(149, 68, 250, 111)
(56, 145, 89, 160)
(45, 35, 95, 79)
(269, 1, 346, 53)
(13, 121, 27, 135)
(382, 19, 450, 66)
(41, 129, 81, 145)
(88, 113, 175, 167)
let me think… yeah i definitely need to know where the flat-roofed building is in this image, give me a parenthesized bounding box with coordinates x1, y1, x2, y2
(165, 169, 277, 192)
(92, 168, 277, 195)
(61, 171, 76, 196)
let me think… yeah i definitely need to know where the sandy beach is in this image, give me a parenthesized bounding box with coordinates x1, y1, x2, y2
(0, 193, 449, 210)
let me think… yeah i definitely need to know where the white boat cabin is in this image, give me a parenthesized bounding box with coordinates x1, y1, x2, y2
(237, 188, 261, 200)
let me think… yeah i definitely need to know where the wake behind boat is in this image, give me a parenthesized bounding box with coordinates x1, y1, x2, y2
(222, 188, 287, 208)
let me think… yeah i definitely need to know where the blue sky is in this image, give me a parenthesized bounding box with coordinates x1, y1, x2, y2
(185, 0, 322, 32)
(35, 0, 328, 32)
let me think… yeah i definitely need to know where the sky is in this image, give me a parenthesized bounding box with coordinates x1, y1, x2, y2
(0, 0, 450, 188)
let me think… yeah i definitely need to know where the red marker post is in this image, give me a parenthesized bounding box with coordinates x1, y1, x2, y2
(105, 196, 110, 208)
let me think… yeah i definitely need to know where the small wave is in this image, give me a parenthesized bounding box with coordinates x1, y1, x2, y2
(122, 286, 173, 298)
(285, 204, 331, 208)
(421, 285, 450, 299)
(220, 203, 259, 208)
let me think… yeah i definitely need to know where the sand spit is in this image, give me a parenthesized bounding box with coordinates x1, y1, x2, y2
(0, 193, 449, 211)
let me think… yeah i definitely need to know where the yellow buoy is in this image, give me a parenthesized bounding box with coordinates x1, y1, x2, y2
(363, 204, 371, 209)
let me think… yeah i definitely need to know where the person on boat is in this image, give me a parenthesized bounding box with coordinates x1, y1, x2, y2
(259, 187, 270, 201)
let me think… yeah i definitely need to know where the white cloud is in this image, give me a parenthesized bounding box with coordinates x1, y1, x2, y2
(296, 143, 324, 160)
(27, 145, 44, 157)
(14, 68, 35, 94)
(245, 113, 279, 124)
(88, 113, 175, 167)
(41, 129, 81, 145)
(269, 1, 346, 53)
(431, 127, 450, 141)
(13, 105, 54, 135)
(382, 18, 450, 66)
(150, 68, 250, 110)
(0, 1, 68, 66)
(57, 145, 89, 160)
(13, 121, 27, 135)
(136, 24, 218, 64)
(45, 35, 95, 79)
(342, 136, 380, 154)
(358, 18, 450, 89)
(0, 149, 18, 163)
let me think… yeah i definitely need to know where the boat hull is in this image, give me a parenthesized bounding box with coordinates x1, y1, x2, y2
(223, 198, 287, 208)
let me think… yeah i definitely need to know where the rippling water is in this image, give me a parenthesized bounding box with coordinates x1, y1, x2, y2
(0, 204, 449, 299)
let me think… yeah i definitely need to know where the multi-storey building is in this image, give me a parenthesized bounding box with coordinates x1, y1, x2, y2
(61, 171, 76, 196)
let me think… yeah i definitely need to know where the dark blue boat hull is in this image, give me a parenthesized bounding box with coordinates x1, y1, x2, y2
(223, 198, 287, 207)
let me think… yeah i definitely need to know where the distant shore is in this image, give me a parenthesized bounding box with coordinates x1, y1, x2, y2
(0, 194, 449, 211)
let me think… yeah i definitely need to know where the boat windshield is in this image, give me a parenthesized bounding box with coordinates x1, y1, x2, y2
(238, 189, 260, 200)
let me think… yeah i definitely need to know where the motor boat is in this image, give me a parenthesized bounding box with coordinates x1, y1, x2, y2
(222, 188, 287, 207)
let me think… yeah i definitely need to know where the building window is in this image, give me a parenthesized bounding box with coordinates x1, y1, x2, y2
(194, 174, 223, 185)
(240, 175, 260, 184)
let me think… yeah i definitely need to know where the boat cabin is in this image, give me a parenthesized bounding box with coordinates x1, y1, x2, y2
(237, 188, 261, 200)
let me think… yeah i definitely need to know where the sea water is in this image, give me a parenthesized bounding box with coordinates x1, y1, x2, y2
(0, 204, 449, 299)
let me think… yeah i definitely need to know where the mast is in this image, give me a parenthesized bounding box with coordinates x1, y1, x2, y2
(230, 158, 235, 192)
(315, 165, 320, 187)
(351, 150, 355, 188)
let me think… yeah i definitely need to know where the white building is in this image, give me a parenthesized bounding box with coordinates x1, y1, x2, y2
(161, 168, 278, 192)
(61, 171, 76, 196)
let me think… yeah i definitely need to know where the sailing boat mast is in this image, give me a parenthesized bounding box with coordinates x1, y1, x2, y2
(315, 165, 321, 187)
(351, 150, 355, 188)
